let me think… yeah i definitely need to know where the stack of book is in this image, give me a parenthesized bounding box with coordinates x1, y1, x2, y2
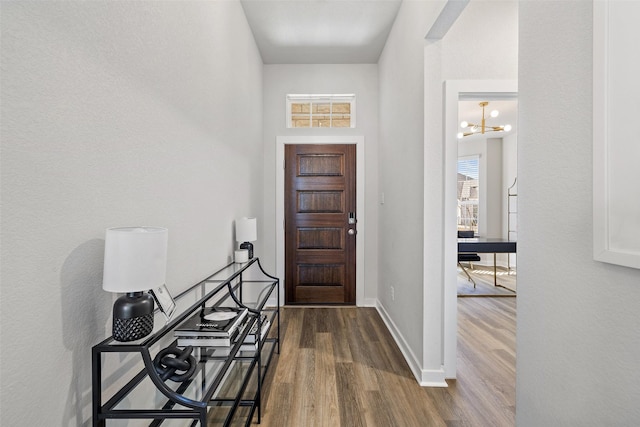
(175, 306, 249, 347)
(236, 315, 270, 351)
(209, 315, 272, 356)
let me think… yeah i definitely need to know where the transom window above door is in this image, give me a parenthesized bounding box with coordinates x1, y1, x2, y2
(286, 94, 356, 128)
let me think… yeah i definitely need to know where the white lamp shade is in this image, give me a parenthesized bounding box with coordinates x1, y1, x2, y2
(235, 217, 257, 242)
(102, 227, 168, 293)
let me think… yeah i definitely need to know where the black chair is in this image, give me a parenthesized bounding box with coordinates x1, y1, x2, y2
(458, 230, 481, 288)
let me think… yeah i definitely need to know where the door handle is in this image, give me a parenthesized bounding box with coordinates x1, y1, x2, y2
(348, 229, 356, 235)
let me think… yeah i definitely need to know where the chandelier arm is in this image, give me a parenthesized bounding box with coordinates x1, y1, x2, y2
(458, 101, 512, 138)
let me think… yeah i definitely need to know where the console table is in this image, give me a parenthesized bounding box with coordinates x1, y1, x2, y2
(92, 257, 279, 426)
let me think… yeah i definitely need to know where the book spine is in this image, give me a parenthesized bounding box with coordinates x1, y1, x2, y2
(174, 308, 249, 337)
(176, 327, 240, 347)
(174, 330, 230, 337)
(177, 337, 233, 347)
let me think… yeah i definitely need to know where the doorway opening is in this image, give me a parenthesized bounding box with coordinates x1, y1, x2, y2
(443, 80, 518, 378)
(456, 97, 518, 297)
(275, 136, 366, 307)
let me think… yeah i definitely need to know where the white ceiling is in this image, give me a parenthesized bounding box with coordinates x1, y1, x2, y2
(240, 0, 402, 64)
(240, 0, 518, 138)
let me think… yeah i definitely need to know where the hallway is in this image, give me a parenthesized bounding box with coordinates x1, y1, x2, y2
(251, 301, 515, 426)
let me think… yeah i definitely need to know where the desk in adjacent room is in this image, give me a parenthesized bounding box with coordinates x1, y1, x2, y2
(458, 237, 517, 287)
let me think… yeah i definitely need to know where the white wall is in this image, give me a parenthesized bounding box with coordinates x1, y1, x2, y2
(517, 1, 640, 424)
(262, 64, 379, 304)
(485, 138, 503, 238)
(378, 0, 517, 385)
(436, 0, 519, 380)
(377, 0, 445, 384)
(379, 0, 519, 383)
(0, 1, 263, 425)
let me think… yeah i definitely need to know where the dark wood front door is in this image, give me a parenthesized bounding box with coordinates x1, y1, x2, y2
(285, 144, 356, 304)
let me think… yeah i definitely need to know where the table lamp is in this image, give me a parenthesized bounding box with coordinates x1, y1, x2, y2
(235, 217, 257, 259)
(103, 226, 168, 342)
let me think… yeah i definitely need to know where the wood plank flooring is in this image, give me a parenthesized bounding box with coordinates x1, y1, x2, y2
(458, 265, 517, 297)
(249, 299, 516, 427)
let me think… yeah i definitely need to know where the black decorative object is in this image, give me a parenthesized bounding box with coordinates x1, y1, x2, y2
(235, 217, 257, 259)
(153, 345, 197, 382)
(112, 291, 155, 341)
(239, 241, 254, 259)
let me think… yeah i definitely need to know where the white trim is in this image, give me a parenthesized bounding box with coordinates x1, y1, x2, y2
(376, 301, 447, 387)
(425, 0, 470, 40)
(361, 297, 377, 307)
(442, 80, 517, 379)
(593, 0, 640, 269)
(276, 136, 365, 306)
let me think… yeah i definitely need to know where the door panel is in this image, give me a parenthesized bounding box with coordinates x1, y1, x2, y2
(285, 144, 356, 304)
(298, 191, 344, 213)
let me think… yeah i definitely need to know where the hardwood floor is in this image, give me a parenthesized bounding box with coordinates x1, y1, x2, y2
(250, 299, 516, 427)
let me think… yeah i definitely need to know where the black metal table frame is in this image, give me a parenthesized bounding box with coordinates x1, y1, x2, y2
(92, 258, 280, 427)
(458, 237, 517, 287)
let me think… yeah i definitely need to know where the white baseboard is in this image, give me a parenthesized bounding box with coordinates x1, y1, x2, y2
(375, 301, 447, 387)
(420, 369, 448, 387)
(361, 297, 377, 307)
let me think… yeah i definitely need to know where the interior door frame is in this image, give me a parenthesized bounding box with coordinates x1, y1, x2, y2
(276, 136, 365, 306)
(443, 80, 517, 378)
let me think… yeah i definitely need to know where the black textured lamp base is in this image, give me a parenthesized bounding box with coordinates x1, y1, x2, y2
(113, 314, 153, 342)
(112, 292, 155, 342)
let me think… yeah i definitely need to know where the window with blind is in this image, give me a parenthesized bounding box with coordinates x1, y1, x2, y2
(286, 94, 356, 128)
(457, 156, 479, 233)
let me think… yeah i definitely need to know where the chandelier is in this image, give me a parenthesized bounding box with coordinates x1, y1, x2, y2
(457, 101, 512, 139)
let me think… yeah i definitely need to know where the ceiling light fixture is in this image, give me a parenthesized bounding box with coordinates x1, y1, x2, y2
(457, 101, 512, 139)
